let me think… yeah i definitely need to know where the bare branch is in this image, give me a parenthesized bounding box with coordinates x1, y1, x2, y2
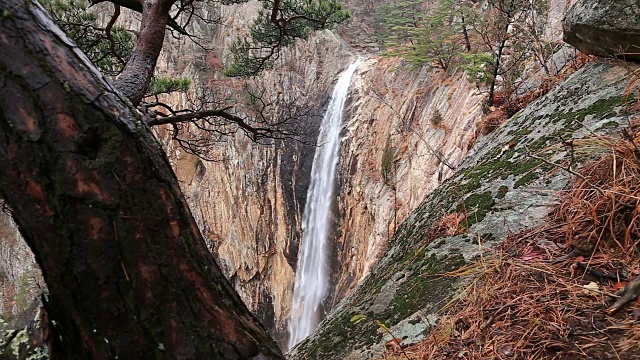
(90, 0, 187, 34)
(147, 108, 265, 140)
(105, 4, 126, 68)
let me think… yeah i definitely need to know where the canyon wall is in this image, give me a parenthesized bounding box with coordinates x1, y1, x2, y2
(157, 30, 355, 344)
(291, 60, 635, 360)
(0, 0, 578, 350)
(329, 60, 483, 305)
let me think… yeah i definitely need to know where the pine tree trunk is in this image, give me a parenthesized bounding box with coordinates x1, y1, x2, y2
(0, 0, 283, 359)
(113, 0, 172, 106)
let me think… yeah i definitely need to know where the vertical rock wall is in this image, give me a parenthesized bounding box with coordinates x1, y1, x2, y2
(328, 58, 483, 305)
(151, 3, 356, 345)
(0, 0, 580, 350)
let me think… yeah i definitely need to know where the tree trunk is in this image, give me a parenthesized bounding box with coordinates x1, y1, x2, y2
(0, 1, 283, 359)
(461, 15, 472, 52)
(488, 40, 506, 107)
(113, 0, 173, 105)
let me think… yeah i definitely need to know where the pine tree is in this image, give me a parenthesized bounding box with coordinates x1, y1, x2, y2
(466, 0, 549, 106)
(375, 0, 473, 71)
(225, 0, 350, 77)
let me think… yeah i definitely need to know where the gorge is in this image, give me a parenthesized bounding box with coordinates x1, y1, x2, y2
(2, 0, 640, 359)
(288, 59, 363, 348)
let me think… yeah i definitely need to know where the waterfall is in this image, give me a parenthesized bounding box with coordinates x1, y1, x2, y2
(288, 59, 363, 349)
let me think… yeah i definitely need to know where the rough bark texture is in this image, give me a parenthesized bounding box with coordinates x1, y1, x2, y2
(0, 0, 283, 358)
(113, 0, 172, 105)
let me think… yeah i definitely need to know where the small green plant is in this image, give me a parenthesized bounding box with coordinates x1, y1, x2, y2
(350, 314, 410, 359)
(147, 77, 192, 96)
(381, 135, 396, 188)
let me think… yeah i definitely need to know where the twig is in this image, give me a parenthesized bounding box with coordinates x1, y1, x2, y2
(575, 262, 626, 282)
(607, 276, 640, 315)
(525, 147, 606, 195)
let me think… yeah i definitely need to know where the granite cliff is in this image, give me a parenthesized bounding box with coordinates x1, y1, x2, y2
(3, 0, 635, 356)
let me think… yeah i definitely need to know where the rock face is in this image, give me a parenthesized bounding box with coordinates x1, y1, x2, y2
(151, 1, 484, 347)
(0, 212, 40, 317)
(563, 0, 640, 61)
(0, 0, 598, 353)
(290, 62, 634, 359)
(155, 25, 355, 347)
(162, 51, 483, 346)
(329, 60, 482, 306)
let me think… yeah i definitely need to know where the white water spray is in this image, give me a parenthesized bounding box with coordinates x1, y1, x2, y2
(288, 59, 362, 349)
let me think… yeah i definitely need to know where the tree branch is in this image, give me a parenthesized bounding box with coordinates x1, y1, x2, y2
(147, 108, 262, 140)
(112, 0, 176, 105)
(105, 4, 126, 67)
(91, 0, 187, 34)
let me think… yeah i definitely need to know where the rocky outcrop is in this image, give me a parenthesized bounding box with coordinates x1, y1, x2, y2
(0, 0, 592, 351)
(290, 62, 635, 359)
(563, 0, 640, 61)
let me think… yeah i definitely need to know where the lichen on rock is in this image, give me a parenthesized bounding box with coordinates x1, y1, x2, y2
(563, 0, 640, 61)
(288, 62, 634, 359)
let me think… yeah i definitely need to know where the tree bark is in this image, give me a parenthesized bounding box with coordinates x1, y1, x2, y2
(488, 39, 506, 107)
(113, 0, 174, 105)
(0, 0, 284, 359)
(460, 15, 472, 52)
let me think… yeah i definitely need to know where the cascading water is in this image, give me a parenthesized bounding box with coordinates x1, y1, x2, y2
(288, 59, 363, 349)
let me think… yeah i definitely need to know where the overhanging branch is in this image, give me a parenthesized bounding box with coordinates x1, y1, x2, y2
(147, 108, 261, 140)
(90, 0, 187, 35)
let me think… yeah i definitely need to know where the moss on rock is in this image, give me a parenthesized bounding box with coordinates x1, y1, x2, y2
(288, 63, 633, 360)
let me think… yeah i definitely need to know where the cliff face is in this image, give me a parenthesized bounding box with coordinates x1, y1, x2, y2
(0, 0, 584, 351)
(156, 49, 484, 347)
(155, 28, 355, 347)
(291, 60, 635, 360)
(148, 0, 485, 346)
(329, 60, 483, 304)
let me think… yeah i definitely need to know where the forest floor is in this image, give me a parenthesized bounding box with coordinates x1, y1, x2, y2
(381, 107, 640, 359)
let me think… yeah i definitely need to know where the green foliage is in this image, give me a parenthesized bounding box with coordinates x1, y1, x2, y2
(468, 0, 552, 103)
(381, 135, 396, 188)
(374, 0, 424, 48)
(376, 0, 472, 70)
(41, 0, 134, 76)
(225, 0, 350, 77)
(147, 77, 192, 96)
(460, 52, 495, 85)
(374, 0, 554, 106)
(42, 0, 348, 82)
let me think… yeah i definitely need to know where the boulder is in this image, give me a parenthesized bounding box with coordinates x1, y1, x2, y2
(563, 0, 640, 61)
